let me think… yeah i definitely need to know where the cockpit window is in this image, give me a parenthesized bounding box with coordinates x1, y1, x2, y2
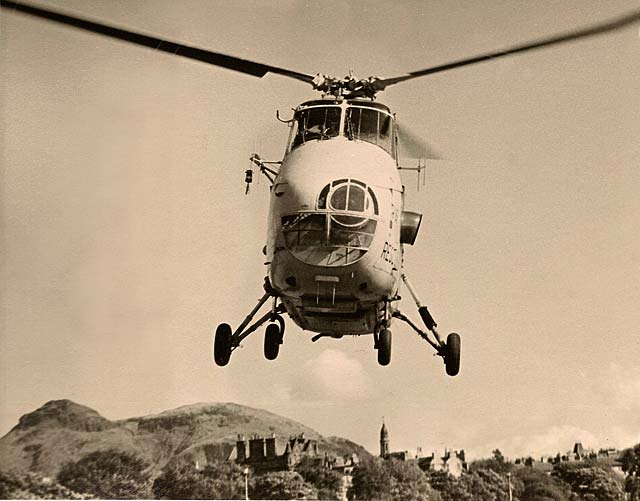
(317, 179, 378, 216)
(292, 106, 341, 148)
(281, 213, 377, 266)
(281, 179, 379, 266)
(344, 107, 393, 154)
(330, 186, 348, 210)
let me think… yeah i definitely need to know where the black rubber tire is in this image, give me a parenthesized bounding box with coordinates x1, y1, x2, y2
(214, 323, 232, 366)
(445, 333, 461, 376)
(264, 323, 281, 361)
(377, 329, 392, 366)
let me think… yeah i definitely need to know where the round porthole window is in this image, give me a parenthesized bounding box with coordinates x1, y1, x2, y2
(318, 179, 378, 217)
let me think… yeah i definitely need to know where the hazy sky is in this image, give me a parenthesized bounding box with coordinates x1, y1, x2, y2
(2, 0, 639, 459)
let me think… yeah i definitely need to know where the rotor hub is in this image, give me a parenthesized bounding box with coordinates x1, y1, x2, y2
(311, 73, 383, 99)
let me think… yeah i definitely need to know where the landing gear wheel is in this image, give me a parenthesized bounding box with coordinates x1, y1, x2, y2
(264, 323, 281, 361)
(445, 333, 460, 376)
(214, 323, 232, 366)
(377, 329, 392, 366)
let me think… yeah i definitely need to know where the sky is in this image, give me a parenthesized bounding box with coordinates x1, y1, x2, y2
(1, 0, 639, 460)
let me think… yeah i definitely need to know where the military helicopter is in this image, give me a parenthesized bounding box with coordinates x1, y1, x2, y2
(3, 1, 639, 375)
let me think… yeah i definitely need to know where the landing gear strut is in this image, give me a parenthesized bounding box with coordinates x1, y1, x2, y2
(394, 274, 461, 376)
(213, 279, 285, 366)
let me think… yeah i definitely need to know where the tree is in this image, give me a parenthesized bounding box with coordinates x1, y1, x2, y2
(250, 470, 317, 500)
(621, 444, 640, 477)
(459, 468, 515, 501)
(348, 458, 439, 501)
(57, 448, 150, 499)
(620, 444, 640, 501)
(425, 470, 473, 501)
(470, 449, 513, 475)
(513, 467, 573, 501)
(552, 461, 625, 501)
(348, 458, 393, 500)
(152, 461, 246, 500)
(296, 457, 344, 500)
(1, 470, 92, 500)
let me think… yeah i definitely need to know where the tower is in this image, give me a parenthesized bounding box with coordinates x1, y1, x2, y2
(380, 420, 389, 457)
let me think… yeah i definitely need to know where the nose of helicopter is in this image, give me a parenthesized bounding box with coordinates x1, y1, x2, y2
(271, 239, 396, 303)
(270, 184, 396, 299)
(277, 177, 379, 268)
(268, 139, 401, 297)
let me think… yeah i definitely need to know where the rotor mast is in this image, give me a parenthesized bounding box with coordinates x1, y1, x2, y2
(311, 73, 384, 100)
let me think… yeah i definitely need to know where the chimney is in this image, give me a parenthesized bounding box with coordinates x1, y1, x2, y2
(236, 435, 247, 462)
(265, 433, 277, 458)
(249, 435, 265, 462)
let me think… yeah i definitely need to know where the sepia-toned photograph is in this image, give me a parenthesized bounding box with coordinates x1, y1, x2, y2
(1, 1, 639, 499)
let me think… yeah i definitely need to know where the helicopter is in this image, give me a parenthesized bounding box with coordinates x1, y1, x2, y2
(3, 1, 639, 376)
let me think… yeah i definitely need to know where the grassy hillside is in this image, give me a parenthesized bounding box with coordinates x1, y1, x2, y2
(0, 400, 371, 477)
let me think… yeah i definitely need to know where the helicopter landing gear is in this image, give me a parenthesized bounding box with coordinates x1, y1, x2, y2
(374, 303, 393, 366)
(392, 310, 460, 376)
(377, 329, 392, 366)
(444, 332, 460, 376)
(264, 314, 285, 361)
(394, 273, 461, 376)
(213, 279, 286, 367)
(214, 323, 233, 366)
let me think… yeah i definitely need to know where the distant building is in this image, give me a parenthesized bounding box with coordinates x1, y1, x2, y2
(232, 433, 320, 473)
(380, 421, 390, 457)
(513, 442, 622, 473)
(184, 433, 359, 501)
(378, 421, 467, 478)
(186, 432, 357, 477)
(387, 450, 416, 461)
(326, 452, 360, 475)
(418, 449, 467, 478)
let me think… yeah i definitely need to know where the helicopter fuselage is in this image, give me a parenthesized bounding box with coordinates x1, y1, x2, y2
(266, 99, 415, 337)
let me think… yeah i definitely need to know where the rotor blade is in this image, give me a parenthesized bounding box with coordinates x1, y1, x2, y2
(397, 122, 441, 160)
(375, 8, 640, 90)
(0, 0, 315, 85)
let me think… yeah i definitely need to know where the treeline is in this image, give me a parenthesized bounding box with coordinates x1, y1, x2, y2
(0, 443, 638, 500)
(348, 445, 639, 501)
(0, 450, 341, 500)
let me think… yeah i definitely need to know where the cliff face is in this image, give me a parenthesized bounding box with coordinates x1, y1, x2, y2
(0, 400, 370, 476)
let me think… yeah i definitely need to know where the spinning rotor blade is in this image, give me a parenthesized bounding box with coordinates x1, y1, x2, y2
(0, 0, 315, 85)
(397, 122, 441, 160)
(375, 8, 640, 91)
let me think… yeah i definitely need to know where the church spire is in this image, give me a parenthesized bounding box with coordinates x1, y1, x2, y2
(380, 418, 389, 457)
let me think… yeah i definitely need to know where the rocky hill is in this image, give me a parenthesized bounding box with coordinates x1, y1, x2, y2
(0, 400, 371, 477)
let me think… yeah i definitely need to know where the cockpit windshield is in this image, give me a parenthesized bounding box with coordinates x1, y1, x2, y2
(344, 107, 393, 154)
(292, 106, 341, 148)
(288, 101, 396, 158)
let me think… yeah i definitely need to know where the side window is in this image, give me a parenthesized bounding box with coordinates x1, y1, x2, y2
(379, 114, 393, 154)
